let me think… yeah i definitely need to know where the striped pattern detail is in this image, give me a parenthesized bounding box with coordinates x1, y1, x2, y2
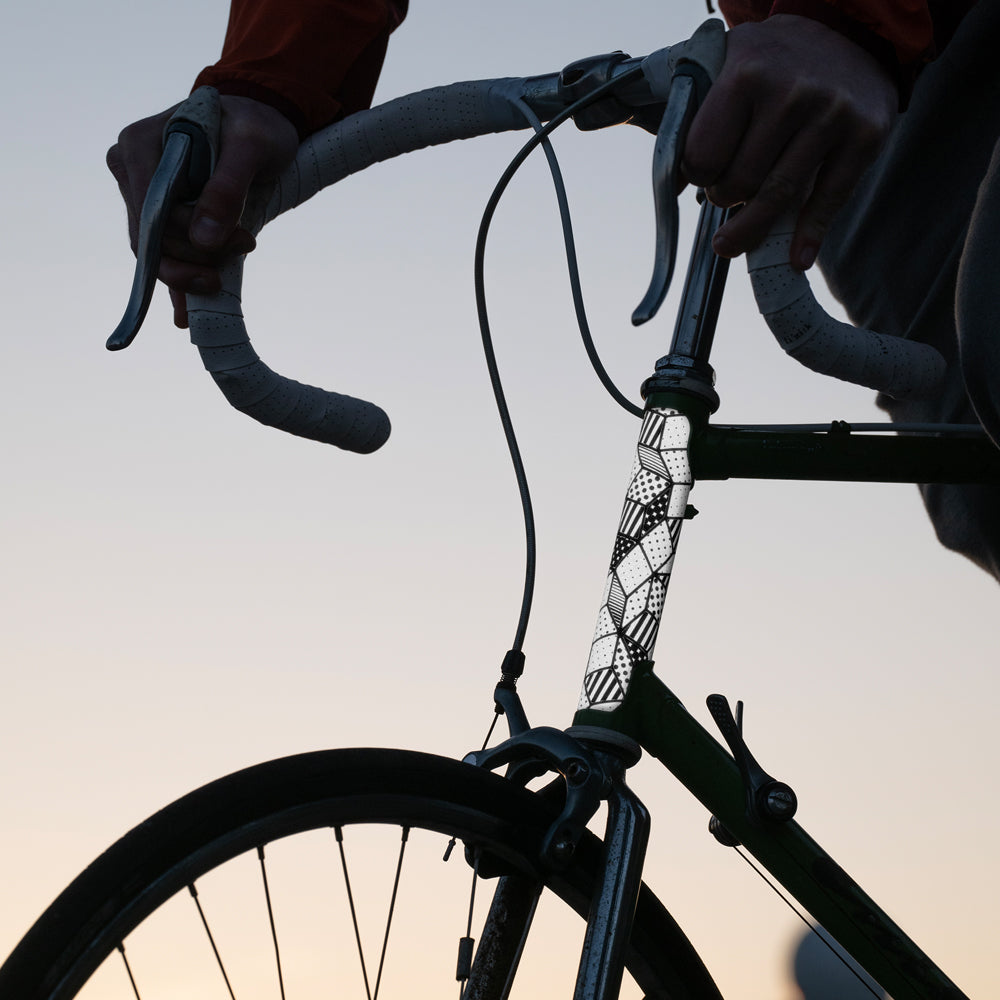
(578, 408, 693, 712)
(584, 667, 625, 708)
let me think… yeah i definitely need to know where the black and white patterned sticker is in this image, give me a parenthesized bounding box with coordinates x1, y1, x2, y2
(579, 408, 693, 712)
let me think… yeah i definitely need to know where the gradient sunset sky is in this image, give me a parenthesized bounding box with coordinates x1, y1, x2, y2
(3, 2, 996, 997)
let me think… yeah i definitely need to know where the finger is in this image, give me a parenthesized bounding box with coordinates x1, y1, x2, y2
(710, 126, 834, 258)
(188, 142, 269, 250)
(106, 144, 141, 248)
(157, 256, 220, 296)
(156, 221, 254, 291)
(155, 201, 254, 295)
(682, 77, 753, 188)
(107, 110, 177, 251)
(711, 175, 810, 260)
(169, 287, 189, 329)
(700, 101, 810, 209)
(160, 223, 256, 266)
(187, 97, 299, 250)
(790, 129, 887, 270)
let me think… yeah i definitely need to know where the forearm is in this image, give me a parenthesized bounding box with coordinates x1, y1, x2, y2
(193, 0, 409, 137)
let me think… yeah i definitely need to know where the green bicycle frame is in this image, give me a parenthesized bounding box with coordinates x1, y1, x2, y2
(572, 390, 999, 1000)
(570, 197, 1000, 1000)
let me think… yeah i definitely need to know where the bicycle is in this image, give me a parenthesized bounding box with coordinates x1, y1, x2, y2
(3, 18, 998, 1000)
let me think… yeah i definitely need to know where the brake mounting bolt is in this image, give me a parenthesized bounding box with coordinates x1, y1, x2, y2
(550, 838, 575, 863)
(762, 783, 797, 821)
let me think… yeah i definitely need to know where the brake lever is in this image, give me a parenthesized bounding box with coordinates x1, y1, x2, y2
(632, 18, 726, 326)
(631, 74, 698, 326)
(107, 88, 220, 351)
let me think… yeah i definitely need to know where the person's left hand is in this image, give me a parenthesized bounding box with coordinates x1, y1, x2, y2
(108, 95, 299, 327)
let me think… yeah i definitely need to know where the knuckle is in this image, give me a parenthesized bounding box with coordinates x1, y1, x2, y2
(785, 75, 825, 111)
(682, 156, 717, 188)
(730, 53, 772, 93)
(799, 180, 854, 239)
(112, 124, 136, 151)
(681, 146, 706, 181)
(105, 145, 123, 174)
(704, 180, 748, 208)
(805, 190, 845, 228)
(854, 115, 892, 158)
(822, 95, 893, 158)
(756, 172, 805, 209)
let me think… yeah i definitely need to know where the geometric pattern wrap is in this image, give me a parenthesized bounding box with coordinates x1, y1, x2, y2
(578, 408, 693, 712)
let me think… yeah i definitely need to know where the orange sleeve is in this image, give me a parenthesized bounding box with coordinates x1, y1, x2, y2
(192, 0, 408, 138)
(769, 0, 934, 65)
(719, 0, 935, 65)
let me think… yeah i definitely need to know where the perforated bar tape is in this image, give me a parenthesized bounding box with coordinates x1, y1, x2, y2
(186, 80, 528, 452)
(745, 218, 945, 399)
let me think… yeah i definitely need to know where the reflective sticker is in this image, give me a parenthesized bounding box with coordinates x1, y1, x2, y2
(578, 408, 693, 712)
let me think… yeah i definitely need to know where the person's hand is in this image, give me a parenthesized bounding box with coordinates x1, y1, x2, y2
(682, 14, 898, 270)
(107, 95, 299, 327)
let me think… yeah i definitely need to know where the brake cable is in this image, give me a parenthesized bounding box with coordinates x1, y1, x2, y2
(473, 66, 645, 660)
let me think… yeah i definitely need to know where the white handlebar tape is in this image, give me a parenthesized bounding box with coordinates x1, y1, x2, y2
(746, 220, 945, 399)
(188, 259, 392, 453)
(256, 79, 528, 228)
(186, 81, 528, 452)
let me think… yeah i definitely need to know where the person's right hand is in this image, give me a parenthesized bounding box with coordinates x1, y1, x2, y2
(682, 14, 898, 271)
(107, 95, 299, 328)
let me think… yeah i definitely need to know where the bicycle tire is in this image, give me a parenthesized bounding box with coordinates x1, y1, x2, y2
(0, 748, 722, 1000)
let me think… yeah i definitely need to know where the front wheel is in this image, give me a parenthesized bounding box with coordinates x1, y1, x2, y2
(0, 748, 722, 999)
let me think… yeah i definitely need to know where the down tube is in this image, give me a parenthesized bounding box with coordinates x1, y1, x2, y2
(577, 405, 693, 713)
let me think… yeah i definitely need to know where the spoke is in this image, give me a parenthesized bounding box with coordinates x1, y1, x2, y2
(372, 827, 409, 1000)
(188, 883, 238, 1000)
(116, 943, 142, 1000)
(335, 827, 373, 1000)
(334, 825, 411, 1000)
(257, 845, 287, 1000)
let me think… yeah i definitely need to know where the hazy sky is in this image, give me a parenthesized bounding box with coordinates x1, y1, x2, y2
(3, 2, 997, 998)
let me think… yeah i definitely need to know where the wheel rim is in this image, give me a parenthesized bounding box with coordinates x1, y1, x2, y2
(2, 749, 718, 1000)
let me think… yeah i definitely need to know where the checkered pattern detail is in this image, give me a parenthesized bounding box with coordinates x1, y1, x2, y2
(578, 408, 693, 712)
